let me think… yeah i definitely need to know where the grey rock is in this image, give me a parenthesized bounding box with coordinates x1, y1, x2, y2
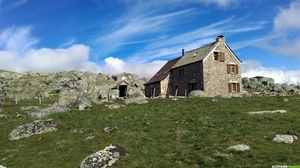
(105, 104, 124, 109)
(273, 134, 298, 144)
(247, 109, 287, 115)
(0, 165, 7, 168)
(58, 90, 77, 106)
(9, 119, 57, 140)
(75, 97, 92, 111)
(29, 103, 70, 118)
(125, 99, 148, 104)
(104, 126, 118, 133)
(80, 144, 128, 168)
(0, 114, 9, 119)
(189, 90, 210, 97)
(249, 77, 258, 83)
(227, 144, 250, 152)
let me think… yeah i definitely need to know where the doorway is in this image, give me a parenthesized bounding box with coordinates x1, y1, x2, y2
(119, 85, 127, 97)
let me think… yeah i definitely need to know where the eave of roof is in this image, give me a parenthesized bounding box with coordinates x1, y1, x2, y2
(144, 57, 181, 85)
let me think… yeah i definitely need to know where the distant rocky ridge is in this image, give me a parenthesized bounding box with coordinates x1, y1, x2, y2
(0, 70, 147, 105)
(0, 70, 299, 103)
(242, 76, 300, 96)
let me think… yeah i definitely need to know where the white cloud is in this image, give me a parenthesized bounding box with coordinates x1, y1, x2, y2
(0, 26, 38, 55)
(274, 0, 300, 32)
(259, 0, 300, 57)
(129, 17, 266, 63)
(242, 60, 300, 84)
(0, 27, 100, 73)
(100, 57, 167, 78)
(96, 9, 196, 54)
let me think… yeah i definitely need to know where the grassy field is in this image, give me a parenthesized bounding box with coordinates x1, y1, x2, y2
(0, 96, 300, 168)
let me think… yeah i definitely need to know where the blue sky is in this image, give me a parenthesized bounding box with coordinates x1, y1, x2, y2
(0, 0, 300, 83)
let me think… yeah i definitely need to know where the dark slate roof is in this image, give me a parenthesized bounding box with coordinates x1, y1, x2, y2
(145, 57, 181, 85)
(172, 42, 217, 69)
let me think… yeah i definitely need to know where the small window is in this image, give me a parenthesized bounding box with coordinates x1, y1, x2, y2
(228, 83, 240, 93)
(214, 52, 225, 61)
(227, 64, 238, 74)
(214, 52, 219, 60)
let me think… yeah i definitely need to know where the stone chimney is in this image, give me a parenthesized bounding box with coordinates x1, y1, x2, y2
(216, 35, 225, 43)
(182, 49, 185, 56)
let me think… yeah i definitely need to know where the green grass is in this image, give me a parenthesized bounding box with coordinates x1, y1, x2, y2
(0, 96, 300, 168)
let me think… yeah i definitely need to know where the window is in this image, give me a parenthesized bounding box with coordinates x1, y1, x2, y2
(214, 52, 219, 60)
(227, 64, 238, 74)
(214, 52, 225, 62)
(228, 83, 240, 93)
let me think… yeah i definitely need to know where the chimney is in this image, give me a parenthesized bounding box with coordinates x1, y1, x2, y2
(182, 49, 185, 56)
(216, 35, 225, 43)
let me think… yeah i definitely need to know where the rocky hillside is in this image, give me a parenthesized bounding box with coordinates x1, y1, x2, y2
(242, 76, 300, 96)
(0, 70, 147, 105)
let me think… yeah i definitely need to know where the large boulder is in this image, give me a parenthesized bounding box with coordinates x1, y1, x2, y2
(9, 119, 57, 140)
(189, 90, 210, 97)
(58, 90, 77, 106)
(126, 90, 145, 99)
(80, 144, 128, 168)
(273, 134, 298, 144)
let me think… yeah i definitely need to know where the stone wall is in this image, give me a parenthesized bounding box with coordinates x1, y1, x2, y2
(203, 42, 242, 97)
(144, 82, 160, 97)
(168, 61, 204, 96)
(160, 75, 170, 97)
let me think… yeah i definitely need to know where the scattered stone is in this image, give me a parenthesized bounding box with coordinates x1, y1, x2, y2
(16, 113, 25, 118)
(212, 98, 218, 102)
(0, 165, 7, 168)
(105, 103, 124, 109)
(86, 135, 96, 140)
(227, 144, 250, 152)
(247, 109, 287, 115)
(20, 106, 39, 111)
(125, 99, 148, 104)
(171, 98, 178, 101)
(104, 126, 118, 133)
(272, 134, 298, 144)
(80, 144, 128, 168)
(0, 114, 9, 119)
(283, 98, 289, 102)
(29, 103, 70, 118)
(9, 119, 57, 140)
(72, 128, 88, 134)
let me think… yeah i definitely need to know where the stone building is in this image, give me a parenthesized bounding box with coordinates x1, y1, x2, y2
(144, 35, 242, 97)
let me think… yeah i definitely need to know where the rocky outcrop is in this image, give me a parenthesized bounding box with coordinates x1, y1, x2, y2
(29, 103, 70, 118)
(0, 70, 146, 105)
(242, 76, 300, 96)
(9, 119, 57, 140)
(80, 144, 128, 168)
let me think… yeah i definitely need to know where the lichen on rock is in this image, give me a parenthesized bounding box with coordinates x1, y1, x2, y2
(9, 119, 57, 140)
(80, 144, 128, 168)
